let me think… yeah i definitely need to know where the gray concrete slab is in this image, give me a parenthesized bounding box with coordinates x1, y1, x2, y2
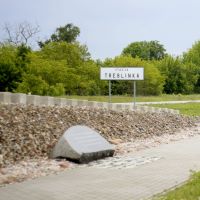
(117, 100, 200, 105)
(1, 135, 200, 200)
(51, 125, 114, 163)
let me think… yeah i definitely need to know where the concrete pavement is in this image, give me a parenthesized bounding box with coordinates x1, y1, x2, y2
(1, 135, 200, 200)
(117, 100, 200, 105)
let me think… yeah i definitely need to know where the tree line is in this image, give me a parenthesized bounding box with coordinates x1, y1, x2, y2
(0, 22, 200, 96)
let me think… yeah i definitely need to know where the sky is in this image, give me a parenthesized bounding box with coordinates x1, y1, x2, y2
(0, 0, 200, 60)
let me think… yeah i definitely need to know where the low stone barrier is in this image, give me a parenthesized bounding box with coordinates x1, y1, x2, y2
(0, 92, 180, 114)
(0, 92, 11, 104)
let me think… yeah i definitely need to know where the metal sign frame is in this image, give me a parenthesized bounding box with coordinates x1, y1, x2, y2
(100, 67, 144, 107)
(100, 67, 144, 80)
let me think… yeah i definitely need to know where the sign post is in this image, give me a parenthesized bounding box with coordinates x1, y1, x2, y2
(100, 67, 144, 106)
(133, 81, 136, 108)
(109, 80, 111, 103)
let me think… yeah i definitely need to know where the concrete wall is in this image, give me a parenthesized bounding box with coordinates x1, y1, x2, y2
(0, 92, 180, 114)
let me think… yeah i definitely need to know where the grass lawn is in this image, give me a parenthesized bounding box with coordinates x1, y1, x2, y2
(63, 94, 200, 103)
(153, 172, 200, 200)
(151, 103, 200, 116)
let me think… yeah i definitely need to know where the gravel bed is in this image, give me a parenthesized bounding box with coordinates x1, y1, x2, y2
(0, 104, 199, 187)
(0, 104, 198, 167)
(1, 123, 200, 187)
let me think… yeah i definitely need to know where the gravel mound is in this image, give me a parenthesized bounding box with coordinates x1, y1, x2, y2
(0, 104, 198, 167)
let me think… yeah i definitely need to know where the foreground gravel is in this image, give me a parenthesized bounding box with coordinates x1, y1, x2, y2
(0, 104, 200, 187)
(0, 104, 198, 168)
(1, 124, 200, 187)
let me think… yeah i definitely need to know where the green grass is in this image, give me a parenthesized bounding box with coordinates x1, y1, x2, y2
(153, 172, 200, 200)
(63, 94, 200, 103)
(151, 103, 200, 116)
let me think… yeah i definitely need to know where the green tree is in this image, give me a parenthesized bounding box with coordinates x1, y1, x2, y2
(122, 40, 166, 60)
(15, 44, 31, 71)
(39, 41, 90, 66)
(16, 46, 100, 96)
(38, 23, 80, 47)
(74, 60, 101, 95)
(48, 83, 65, 96)
(157, 56, 198, 94)
(183, 41, 200, 92)
(183, 41, 200, 66)
(16, 52, 67, 95)
(33, 41, 93, 95)
(0, 44, 29, 91)
(16, 74, 49, 95)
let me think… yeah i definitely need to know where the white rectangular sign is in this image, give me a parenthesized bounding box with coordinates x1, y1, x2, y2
(100, 67, 144, 80)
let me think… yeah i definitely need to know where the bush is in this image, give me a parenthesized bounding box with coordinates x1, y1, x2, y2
(16, 74, 49, 95)
(48, 83, 65, 96)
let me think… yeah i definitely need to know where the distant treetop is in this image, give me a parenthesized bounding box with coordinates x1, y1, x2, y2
(122, 40, 166, 60)
(38, 23, 80, 48)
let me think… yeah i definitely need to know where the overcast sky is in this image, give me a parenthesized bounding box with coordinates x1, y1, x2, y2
(0, 0, 200, 60)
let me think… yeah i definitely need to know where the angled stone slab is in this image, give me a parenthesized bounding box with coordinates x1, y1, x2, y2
(51, 125, 115, 163)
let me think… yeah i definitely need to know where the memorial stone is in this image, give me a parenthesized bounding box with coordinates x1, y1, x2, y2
(51, 125, 115, 163)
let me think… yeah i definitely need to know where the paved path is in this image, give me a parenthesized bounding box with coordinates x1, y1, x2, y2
(117, 100, 200, 105)
(1, 135, 200, 200)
